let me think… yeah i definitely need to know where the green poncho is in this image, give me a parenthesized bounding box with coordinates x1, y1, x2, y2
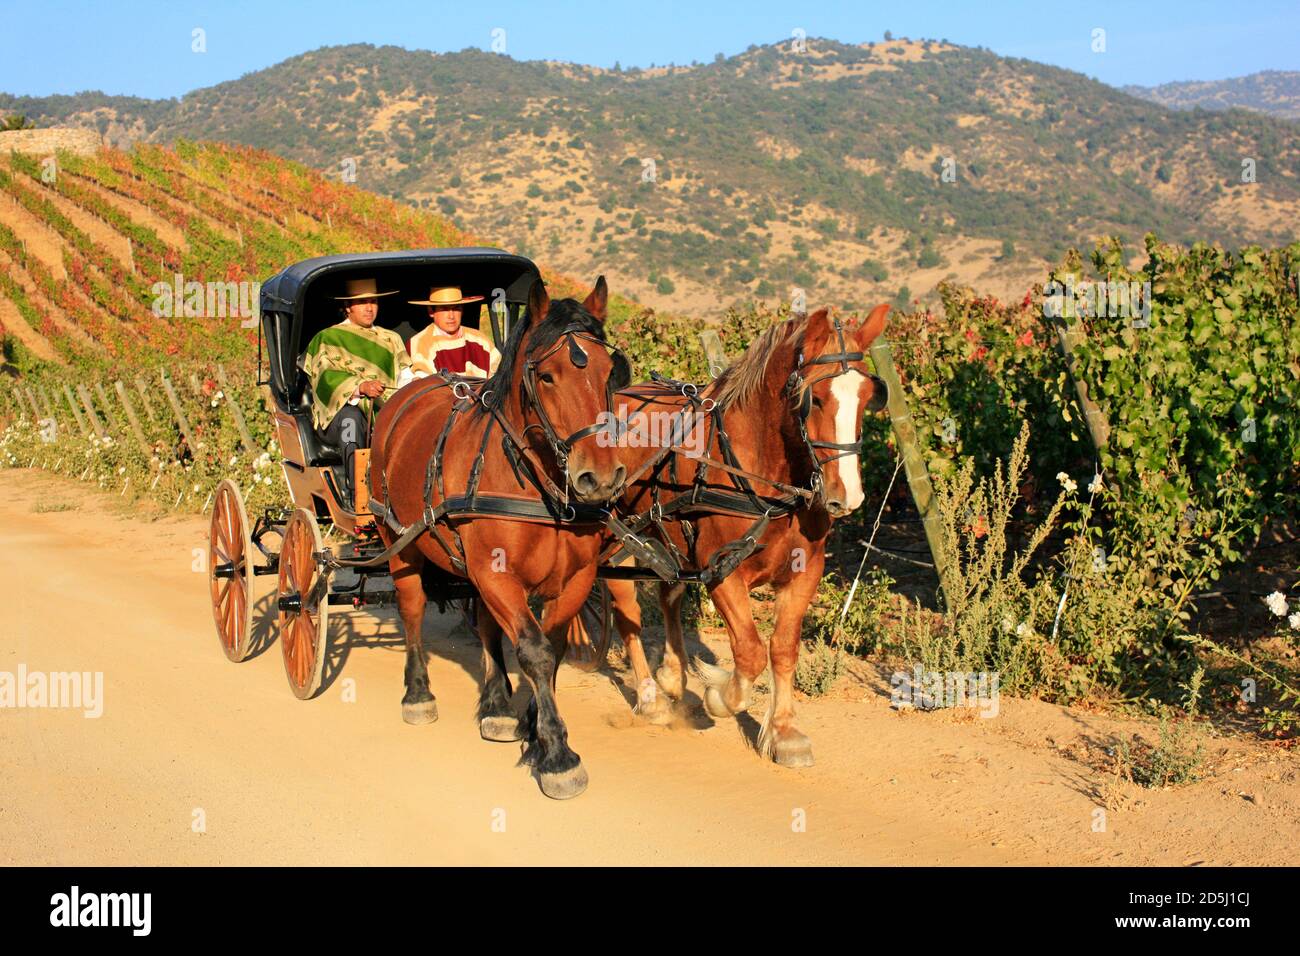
(301, 320, 412, 432)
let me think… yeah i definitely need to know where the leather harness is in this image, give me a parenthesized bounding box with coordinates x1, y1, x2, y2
(323, 315, 880, 591)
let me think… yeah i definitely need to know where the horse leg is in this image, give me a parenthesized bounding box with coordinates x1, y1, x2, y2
(605, 577, 672, 724)
(759, 570, 821, 768)
(655, 581, 689, 702)
(478, 574, 588, 800)
(693, 574, 766, 720)
(477, 609, 522, 742)
(392, 547, 437, 724)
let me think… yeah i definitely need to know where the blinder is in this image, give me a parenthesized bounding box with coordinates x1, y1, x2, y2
(609, 351, 632, 393)
(867, 374, 888, 413)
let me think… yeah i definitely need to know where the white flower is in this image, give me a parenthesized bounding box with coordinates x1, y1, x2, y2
(215, 391, 224, 400)
(1264, 592, 1288, 618)
(102, 436, 112, 445)
(192, 483, 201, 493)
(1001, 617, 1015, 634)
(210, 399, 219, 408)
(229, 456, 238, 467)
(1087, 474, 1102, 494)
(1016, 622, 1030, 637)
(1289, 612, 1300, 632)
(1056, 472, 1076, 494)
(118, 466, 126, 474)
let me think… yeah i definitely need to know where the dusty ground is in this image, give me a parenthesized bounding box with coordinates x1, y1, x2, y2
(0, 467, 1295, 866)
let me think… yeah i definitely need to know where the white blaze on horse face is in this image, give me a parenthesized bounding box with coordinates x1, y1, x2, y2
(831, 371, 866, 512)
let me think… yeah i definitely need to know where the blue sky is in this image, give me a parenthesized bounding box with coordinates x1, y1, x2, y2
(1, 0, 1297, 99)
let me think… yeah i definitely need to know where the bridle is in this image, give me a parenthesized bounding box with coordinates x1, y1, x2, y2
(785, 313, 887, 504)
(516, 325, 630, 476)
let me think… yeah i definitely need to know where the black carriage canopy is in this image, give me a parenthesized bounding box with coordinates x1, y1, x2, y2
(258, 247, 541, 407)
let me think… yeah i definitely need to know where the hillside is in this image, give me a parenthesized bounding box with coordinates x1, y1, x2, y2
(0, 138, 628, 372)
(6, 38, 1300, 314)
(1125, 70, 1300, 121)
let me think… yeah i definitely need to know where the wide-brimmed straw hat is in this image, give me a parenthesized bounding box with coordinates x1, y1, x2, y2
(334, 277, 398, 300)
(408, 285, 485, 307)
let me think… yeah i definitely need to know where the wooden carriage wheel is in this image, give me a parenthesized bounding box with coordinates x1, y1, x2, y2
(277, 508, 329, 700)
(565, 580, 614, 671)
(208, 479, 255, 663)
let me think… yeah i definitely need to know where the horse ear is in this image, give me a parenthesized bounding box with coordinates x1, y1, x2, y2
(854, 304, 890, 349)
(527, 278, 550, 322)
(800, 307, 833, 363)
(582, 275, 608, 322)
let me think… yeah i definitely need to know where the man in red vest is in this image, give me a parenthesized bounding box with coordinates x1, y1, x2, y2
(407, 286, 501, 379)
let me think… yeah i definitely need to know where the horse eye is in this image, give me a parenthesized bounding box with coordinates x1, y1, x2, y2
(539, 372, 555, 385)
(811, 397, 823, 409)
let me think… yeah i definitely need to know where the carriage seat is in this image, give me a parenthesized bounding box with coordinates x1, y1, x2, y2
(289, 370, 343, 467)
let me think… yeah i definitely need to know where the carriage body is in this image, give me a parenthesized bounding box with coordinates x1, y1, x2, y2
(259, 247, 540, 534)
(209, 247, 541, 697)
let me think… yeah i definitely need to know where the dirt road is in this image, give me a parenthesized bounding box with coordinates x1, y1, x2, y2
(1, 469, 1295, 865)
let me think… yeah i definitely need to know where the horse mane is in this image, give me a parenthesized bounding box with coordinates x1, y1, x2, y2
(473, 296, 609, 417)
(710, 313, 808, 411)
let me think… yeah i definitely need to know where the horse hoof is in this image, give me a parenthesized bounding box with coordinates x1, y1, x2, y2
(402, 699, 439, 725)
(703, 685, 733, 719)
(480, 715, 522, 742)
(655, 666, 684, 700)
(773, 735, 815, 768)
(634, 699, 674, 726)
(538, 763, 589, 800)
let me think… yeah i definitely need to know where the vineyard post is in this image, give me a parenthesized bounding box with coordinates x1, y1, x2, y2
(132, 375, 157, 423)
(93, 382, 121, 429)
(113, 380, 150, 457)
(698, 330, 728, 378)
(215, 364, 257, 455)
(75, 383, 107, 440)
(62, 383, 89, 436)
(37, 385, 60, 424)
(1050, 315, 1110, 455)
(159, 369, 197, 453)
(22, 387, 43, 422)
(869, 335, 955, 608)
(188, 372, 203, 396)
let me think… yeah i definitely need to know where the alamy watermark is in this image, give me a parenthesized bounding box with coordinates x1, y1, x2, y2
(1043, 275, 1151, 327)
(595, 407, 706, 457)
(50, 886, 150, 936)
(0, 664, 103, 718)
(151, 273, 260, 327)
(890, 666, 1000, 718)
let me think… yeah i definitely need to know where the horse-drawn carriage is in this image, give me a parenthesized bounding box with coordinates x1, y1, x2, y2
(208, 247, 552, 698)
(207, 245, 890, 797)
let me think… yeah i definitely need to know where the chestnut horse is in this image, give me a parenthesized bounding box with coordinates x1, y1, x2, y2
(368, 277, 626, 799)
(602, 305, 889, 766)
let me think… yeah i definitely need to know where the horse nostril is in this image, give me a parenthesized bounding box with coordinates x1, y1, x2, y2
(574, 471, 598, 495)
(613, 464, 627, 490)
(827, 499, 846, 514)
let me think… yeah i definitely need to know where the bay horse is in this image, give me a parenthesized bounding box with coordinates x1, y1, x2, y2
(368, 277, 627, 799)
(601, 305, 889, 767)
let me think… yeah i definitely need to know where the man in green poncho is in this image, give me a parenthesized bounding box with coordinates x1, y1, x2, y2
(300, 277, 414, 508)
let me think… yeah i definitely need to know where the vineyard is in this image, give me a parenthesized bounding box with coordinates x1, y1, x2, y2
(2, 139, 1298, 752)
